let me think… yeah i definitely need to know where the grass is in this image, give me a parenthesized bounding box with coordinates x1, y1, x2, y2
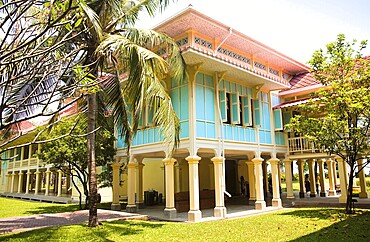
(0, 197, 81, 218)
(0, 197, 114, 218)
(1, 208, 370, 241)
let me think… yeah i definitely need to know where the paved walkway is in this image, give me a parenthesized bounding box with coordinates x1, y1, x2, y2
(0, 209, 148, 235)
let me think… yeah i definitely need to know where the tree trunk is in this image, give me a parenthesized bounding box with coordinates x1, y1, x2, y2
(87, 92, 99, 227)
(345, 159, 355, 214)
(71, 174, 83, 210)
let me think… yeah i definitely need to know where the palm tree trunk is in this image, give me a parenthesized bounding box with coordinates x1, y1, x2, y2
(87, 92, 99, 227)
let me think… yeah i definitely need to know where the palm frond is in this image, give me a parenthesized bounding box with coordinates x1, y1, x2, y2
(123, 28, 186, 80)
(79, 0, 104, 41)
(102, 75, 132, 151)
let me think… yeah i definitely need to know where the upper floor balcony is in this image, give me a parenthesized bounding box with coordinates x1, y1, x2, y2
(287, 136, 330, 159)
(6, 157, 44, 171)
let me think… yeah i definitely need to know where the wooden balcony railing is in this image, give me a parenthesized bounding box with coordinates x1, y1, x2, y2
(288, 137, 321, 154)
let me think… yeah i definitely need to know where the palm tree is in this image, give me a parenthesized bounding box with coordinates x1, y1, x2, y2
(73, 0, 184, 227)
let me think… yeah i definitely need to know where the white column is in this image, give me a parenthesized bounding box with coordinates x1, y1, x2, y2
(25, 171, 31, 194)
(34, 171, 41, 195)
(163, 158, 176, 218)
(10, 172, 15, 193)
(136, 158, 145, 207)
(308, 159, 317, 197)
(283, 159, 294, 199)
(111, 160, 121, 210)
(296, 160, 306, 198)
(358, 159, 368, 198)
(269, 158, 282, 207)
(45, 168, 51, 196)
(326, 159, 336, 196)
(252, 157, 266, 210)
(126, 160, 137, 212)
(211, 156, 226, 218)
(332, 161, 338, 188)
(246, 161, 256, 200)
(318, 159, 326, 197)
(17, 171, 23, 193)
(337, 158, 348, 203)
(57, 170, 63, 197)
(186, 155, 202, 222)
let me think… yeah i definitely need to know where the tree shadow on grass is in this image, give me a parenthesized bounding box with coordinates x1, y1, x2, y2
(25, 202, 111, 215)
(281, 208, 349, 220)
(0, 220, 166, 241)
(285, 209, 370, 241)
(25, 204, 81, 215)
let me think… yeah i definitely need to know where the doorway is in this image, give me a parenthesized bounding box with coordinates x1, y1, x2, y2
(225, 160, 238, 196)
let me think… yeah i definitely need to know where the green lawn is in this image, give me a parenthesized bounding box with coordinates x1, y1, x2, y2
(281, 177, 370, 192)
(0, 197, 80, 218)
(1, 208, 369, 241)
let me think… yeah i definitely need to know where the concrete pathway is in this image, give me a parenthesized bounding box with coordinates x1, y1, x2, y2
(0, 209, 148, 235)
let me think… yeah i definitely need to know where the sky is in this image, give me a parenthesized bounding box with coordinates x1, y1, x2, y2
(136, 0, 370, 65)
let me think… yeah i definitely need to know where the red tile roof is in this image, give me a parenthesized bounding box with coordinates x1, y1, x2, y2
(288, 72, 320, 90)
(272, 97, 319, 109)
(14, 120, 37, 133)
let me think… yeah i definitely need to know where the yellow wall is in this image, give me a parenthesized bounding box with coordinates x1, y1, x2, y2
(98, 187, 113, 203)
(238, 160, 248, 194)
(143, 159, 164, 195)
(199, 158, 211, 190)
(119, 173, 128, 199)
(95, 166, 112, 202)
(179, 160, 189, 192)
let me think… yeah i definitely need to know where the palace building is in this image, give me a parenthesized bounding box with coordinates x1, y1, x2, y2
(1, 6, 368, 222)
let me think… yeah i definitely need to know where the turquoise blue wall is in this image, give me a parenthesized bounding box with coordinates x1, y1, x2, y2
(116, 77, 190, 148)
(116, 72, 287, 148)
(195, 73, 216, 139)
(223, 125, 256, 142)
(171, 77, 190, 139)
(132, 127, 164, 146)
(275, 132, 286, 145)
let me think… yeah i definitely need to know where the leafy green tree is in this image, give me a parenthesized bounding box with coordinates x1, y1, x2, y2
(38, 116, 115, 209)
(289, 34, 370, 214)
(2, 0, 184, 227)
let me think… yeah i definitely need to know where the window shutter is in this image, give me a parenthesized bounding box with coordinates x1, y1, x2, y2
(273, 109, 283, 130)
(231, 92, 240, 124)
(253, 99, 261, 127)
(219, 90, 227, 122)
(147, 103, 154, 126)
(242, 96, 252, 126)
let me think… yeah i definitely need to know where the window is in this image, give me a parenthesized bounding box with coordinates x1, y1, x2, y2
(138, 100, 156, 129)
(242, 96, 252, 126)
(253, 99, 261, 127)
(220, 90, 252, 126)
(230, 92, 240, 124)
(23, 145, 29, 159)
(15, 147, 21, 161)
(273, 109, 283, 130)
